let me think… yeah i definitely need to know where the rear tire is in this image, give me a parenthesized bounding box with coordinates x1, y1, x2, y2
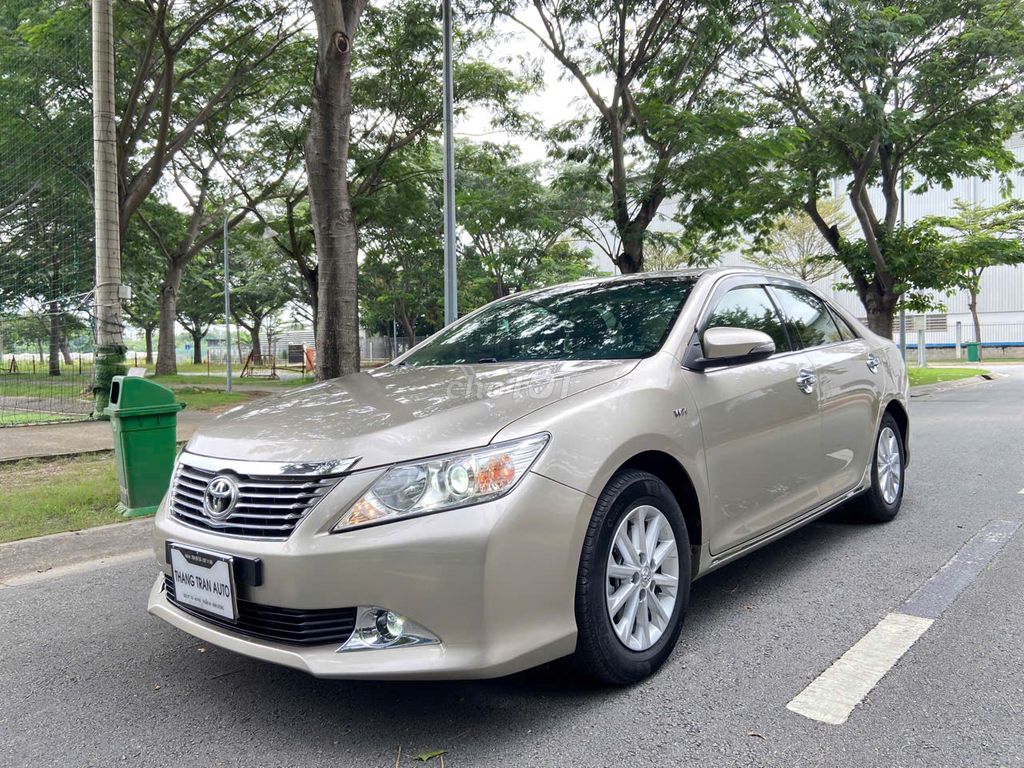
(855, 413, 905, 523)
(572, 470, 691, 685)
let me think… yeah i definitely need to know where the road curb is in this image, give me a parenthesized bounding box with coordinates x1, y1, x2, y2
(909, 373, 999, 398)
(0, 517, 154, 584)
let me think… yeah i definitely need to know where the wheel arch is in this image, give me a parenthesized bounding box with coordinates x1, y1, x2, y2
(615, 450, 703, 578)
(882, 398, 910, 465)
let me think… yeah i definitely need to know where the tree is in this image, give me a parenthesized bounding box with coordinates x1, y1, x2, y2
(928, 199, 1024, 358)
(305, 0, 369, 380)
(113, 0, 304, 241)
(359, 155, 444, 343)
(306, 0, 531, 378)
(177, 255, 224, 365)
(493, 0, 787, 273)
(756, 0, 1024, 335)
(0, 1, 95, 378)
(456, 143, 593, 300)
(227, 234, 294, 365)
(747, 198, 850, 282)
(138, 113, 295, 375)
(121, 221, 165, 364)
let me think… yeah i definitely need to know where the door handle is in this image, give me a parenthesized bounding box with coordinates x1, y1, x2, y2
(796, 369, 817, 395)
(866, 353, 880, 373)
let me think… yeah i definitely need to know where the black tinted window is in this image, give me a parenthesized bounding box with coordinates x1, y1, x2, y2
(704, 286, 789, 352)
(402, 278, 694, 365)
(773, 287, 844, 348)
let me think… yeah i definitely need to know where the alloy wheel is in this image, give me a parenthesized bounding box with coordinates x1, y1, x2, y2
(876, 426, 902, 505)
(605, 504, 679, 652)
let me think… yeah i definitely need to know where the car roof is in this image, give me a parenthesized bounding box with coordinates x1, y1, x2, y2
(510, 265, 793, 301)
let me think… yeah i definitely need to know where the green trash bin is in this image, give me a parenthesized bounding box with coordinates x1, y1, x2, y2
(104, 376, 185, 518)
(964, 342, 981, 363)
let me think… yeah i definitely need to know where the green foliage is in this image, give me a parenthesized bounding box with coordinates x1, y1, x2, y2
(0, 0, 93, 323)
(833, 222, 960, 313)
(227, 228, 295, 349)
(746, 198, 851, 282)
(359, 148, 445, 341)
(757, 0, 1024, 325)
(927, 199, 1024, 293)
(496, 0, 796, 271)
(456, 142, 597, 300)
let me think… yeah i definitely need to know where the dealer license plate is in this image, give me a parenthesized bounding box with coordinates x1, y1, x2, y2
(168, 544, 238, 622)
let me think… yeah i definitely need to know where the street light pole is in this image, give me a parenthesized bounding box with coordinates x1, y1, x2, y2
(898, 171, 906, 361)
(441, 0, 458, 326)
(223, 210, 232, 393)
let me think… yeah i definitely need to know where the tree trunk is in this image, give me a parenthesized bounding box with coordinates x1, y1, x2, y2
(190, 330, 204, 365)
(60, 333, 73, 365)
(306, 0, 367, 380)
(969, 290, 983, 362)
(617, 224, 646, 274)
(303, 269, 319, 340)
(156, 260, 185, 375)
(48, 307, 61, 376)
(249, 323, 264, 366)
(400, 314, 416, 347)
(858, 282, 898, 339)
(144, 327, 154, 364)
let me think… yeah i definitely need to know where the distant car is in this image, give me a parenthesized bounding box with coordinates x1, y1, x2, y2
(149, 267, 909, 684)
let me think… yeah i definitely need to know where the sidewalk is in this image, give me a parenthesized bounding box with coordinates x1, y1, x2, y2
(0, 410, 212, 463)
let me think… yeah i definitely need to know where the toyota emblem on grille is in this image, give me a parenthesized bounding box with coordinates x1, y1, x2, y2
(203, 475, 239, 521)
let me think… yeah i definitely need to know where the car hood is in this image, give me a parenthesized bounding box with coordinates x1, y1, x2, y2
(185, 360, 638, 467)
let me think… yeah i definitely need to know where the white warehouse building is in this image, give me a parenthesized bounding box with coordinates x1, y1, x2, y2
(719, 136, 1024, 355)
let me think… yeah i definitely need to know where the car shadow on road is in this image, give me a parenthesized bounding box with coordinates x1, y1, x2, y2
(144, 501, 881, 761)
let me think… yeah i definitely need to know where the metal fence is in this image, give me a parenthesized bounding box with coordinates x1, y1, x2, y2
(1, 9, 95, 427)
(898, 322, 1024, 361)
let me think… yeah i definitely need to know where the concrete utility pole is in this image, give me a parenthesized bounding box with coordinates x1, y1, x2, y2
(441, 0, 458, 326)
(223, 211, 233, 393)
(898, 172, 907, 360)
(92, 0, 125, 416)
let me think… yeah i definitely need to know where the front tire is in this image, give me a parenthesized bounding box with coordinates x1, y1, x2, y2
(855, 413, 905, 523)
(572, 470, 691, 685)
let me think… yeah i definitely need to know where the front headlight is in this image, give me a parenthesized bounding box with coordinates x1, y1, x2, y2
(332, 433, 549, 532)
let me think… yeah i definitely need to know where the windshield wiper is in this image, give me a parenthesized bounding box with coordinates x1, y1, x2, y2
(478, 357, 499, 363)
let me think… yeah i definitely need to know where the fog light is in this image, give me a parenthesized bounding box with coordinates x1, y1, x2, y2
(375, 610, 405, 641)
(337, 606, 440, 653)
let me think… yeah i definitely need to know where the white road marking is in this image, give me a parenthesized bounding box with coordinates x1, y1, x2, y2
(787, 612, 933, 725)
(0, 549, 151, 588)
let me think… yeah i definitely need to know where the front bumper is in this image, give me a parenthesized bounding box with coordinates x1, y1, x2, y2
(148, 469, 594, 679)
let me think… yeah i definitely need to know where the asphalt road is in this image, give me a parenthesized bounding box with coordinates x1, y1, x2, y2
(2, 369, 1022, 768)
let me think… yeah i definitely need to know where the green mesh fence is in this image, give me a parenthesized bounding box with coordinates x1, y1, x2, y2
(0, 2, 95, 426)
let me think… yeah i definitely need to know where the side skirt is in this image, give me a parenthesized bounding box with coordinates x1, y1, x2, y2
(695, 483, 868, 580)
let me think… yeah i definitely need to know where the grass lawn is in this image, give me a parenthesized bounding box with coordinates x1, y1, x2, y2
(172, 387, 253, 412)
(907, 367, 987, 387)
(0, 453, 122, 543)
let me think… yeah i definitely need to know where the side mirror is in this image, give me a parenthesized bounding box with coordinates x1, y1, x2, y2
(696, 327, 776, 369)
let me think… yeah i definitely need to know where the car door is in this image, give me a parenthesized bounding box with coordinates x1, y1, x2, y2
(769, 284, 879, 501)
(684, 280, 823, 555)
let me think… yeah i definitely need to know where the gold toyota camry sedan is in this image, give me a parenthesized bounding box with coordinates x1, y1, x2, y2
(149, 267, 909, 684)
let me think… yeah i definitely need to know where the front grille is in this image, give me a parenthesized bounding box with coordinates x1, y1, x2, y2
(164, 575, 357, 646)
(169, 461, 339, 539)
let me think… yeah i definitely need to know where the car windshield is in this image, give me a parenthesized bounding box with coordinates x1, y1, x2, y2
(401, 277, 695, 366)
